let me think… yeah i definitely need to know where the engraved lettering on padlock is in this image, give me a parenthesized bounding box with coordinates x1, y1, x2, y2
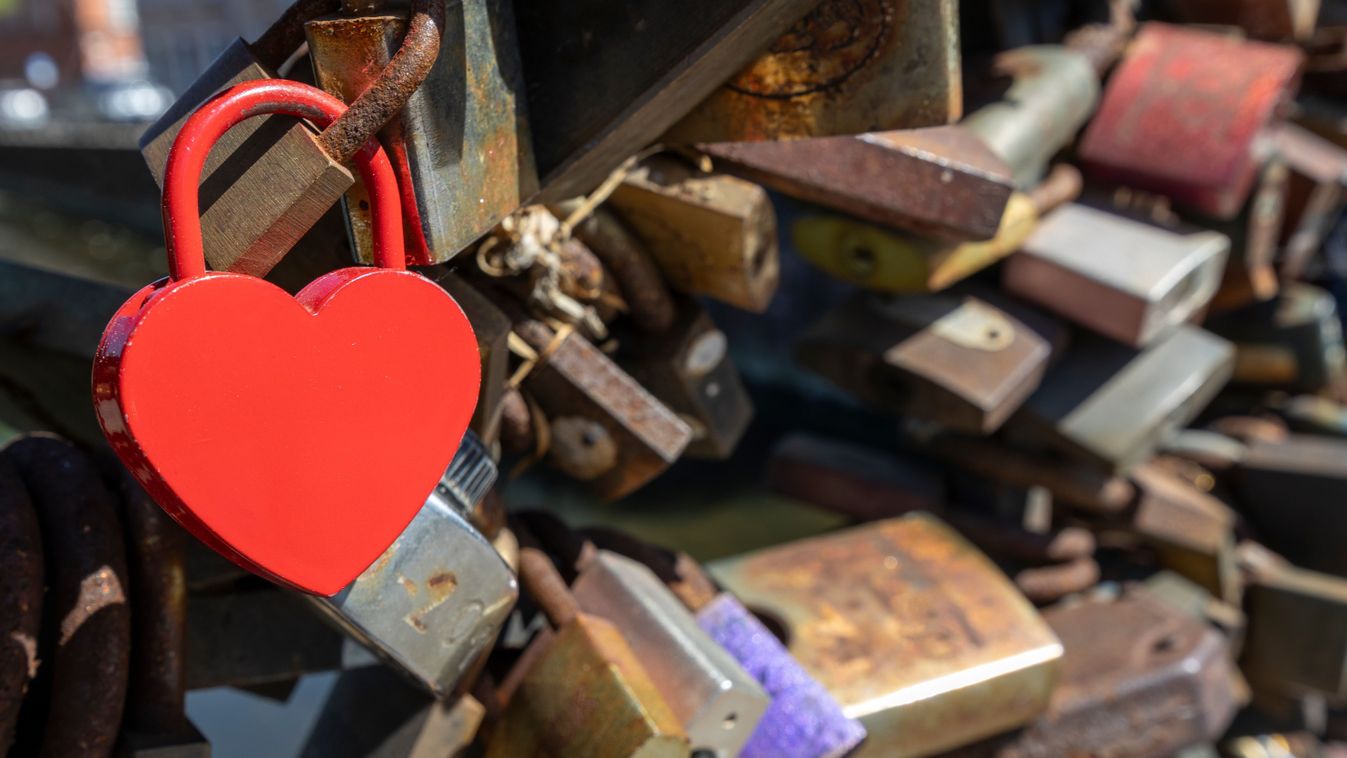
(664, 0, 960, 142)
(313, 431, 517, 697)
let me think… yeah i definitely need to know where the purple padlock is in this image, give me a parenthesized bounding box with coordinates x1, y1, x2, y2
(696, 593, 867, 757)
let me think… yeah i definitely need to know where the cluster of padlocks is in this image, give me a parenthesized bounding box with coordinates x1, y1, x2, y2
(10, 0, 1347, 755)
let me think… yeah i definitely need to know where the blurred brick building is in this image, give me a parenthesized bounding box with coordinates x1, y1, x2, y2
(0, 0, 146, 86)
(0, 0, 293, 93)
(135, 0, 291, 93)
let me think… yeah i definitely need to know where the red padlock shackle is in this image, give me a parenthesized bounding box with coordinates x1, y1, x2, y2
(163, 79, 404, 281)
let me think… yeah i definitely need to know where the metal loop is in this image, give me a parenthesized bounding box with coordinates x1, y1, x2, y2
(162, 80, 405, 281)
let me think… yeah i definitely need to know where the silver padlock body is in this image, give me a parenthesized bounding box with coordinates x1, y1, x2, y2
(1013, 326, 1234, 473)
(572, 551, 769, 758)
(964, 46, 1099, 187)
(310, 439, 516, 698)
(1005, 203, 1230, 348)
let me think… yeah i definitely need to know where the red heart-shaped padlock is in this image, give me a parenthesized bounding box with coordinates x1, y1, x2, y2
(93, 81, 479, 595)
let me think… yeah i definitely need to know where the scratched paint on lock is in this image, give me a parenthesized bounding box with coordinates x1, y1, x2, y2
(1078, 23, 1304, 219)
(711, 515, 1062, 757)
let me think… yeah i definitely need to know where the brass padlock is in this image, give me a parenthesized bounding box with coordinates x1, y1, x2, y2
(792, 163, 1082, 293)
(617, 297, 754, 459)
(604, 155, 780, 313)
(798, 291, 1054, 433)
(1077, 22, 1304, 220)
(1003, 202, 1230, 348)
(572, 551, 770, 757)
(514, 0, 820, 202)
(488, 548, 689, 756)
(578, 526, 869, 758)
(305, 0, 538, 265)
(963, 45, 1101, 188)
(710, 514, 1063, 758)
(956, 588, 1240, 757)
(1208, 282, 1347, 392)
(663, 0, 961, 142)
(704, 125, 1016, 242)
(1009, 327, 1235, 473)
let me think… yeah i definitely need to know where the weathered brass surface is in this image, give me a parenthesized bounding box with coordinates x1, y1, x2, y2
(665, 0, 961, 142)
(710, 514, 1062, 758)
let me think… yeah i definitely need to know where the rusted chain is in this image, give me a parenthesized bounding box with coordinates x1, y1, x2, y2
(4, 436, 131, 758)
(0, 455, 42, 754)
(119, 471, 189, 738)
(317, 0, 447, 162)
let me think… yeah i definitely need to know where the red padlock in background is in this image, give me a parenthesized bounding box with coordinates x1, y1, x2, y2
(92, 80, 480, 596)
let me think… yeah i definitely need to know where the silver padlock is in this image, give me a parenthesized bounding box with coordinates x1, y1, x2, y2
(308, 431, 517, 698)
(572, 550, 770, 758)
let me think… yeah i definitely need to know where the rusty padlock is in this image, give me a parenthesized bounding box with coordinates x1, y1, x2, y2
(505, 311, 692, 500)
(797, 291, 1054, 434)
(487, 547, 689, 756)
(139, 0, 447, 276)
(602, 155, 781, 313)
(704, 125, 1016, 242)
(1077, 22, 1304, 220)
(305, 0, 538, 265)
(1129, 460, 1241, 604)
(952, 587, 1240, 757)
(514, 0, 820, 202)
(616, 297, 754, 459)
(663, 0, 961, 142)
(571, 550, 770, 757)
(710, 514, 1063, 758)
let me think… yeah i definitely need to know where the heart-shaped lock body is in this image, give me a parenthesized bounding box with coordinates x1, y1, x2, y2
(94, 81, 479, 595)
